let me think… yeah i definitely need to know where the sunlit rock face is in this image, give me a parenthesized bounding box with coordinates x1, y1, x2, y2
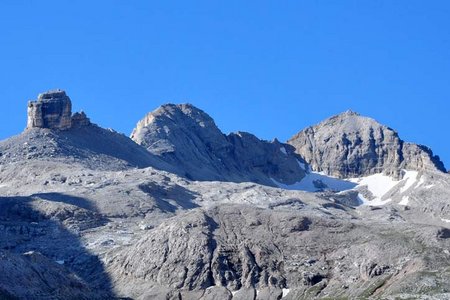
(288, 110, 446, 179)
(27, 90, 73, 130)
(130, 103, 306, 186)
(26, 90, 92, 131)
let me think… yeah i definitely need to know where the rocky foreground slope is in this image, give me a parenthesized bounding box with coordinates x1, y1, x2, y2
(0, 90, 449, 300)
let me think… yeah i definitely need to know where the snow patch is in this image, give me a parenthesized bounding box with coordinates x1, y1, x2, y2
(399, 196, 409, 206)
(349, 173, 398, 205)
(441, 218, 450, 223)
(272, 169, 425, 207)
(400, 171, 419, 193)
(357, 193, 392, 206)
(272, 172, 356, 193)
(416, 176, 426, 188)
(282, 288, 290, 298)
(280, 147, 287, 155)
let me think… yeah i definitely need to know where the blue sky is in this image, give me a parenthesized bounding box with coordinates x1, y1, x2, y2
(0, 1, 449, 168)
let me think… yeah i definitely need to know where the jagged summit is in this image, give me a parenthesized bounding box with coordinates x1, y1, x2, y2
(340, 109, 360, 116)
(131, 103, 220, 148)
(27, 89, 90, 130)
(288, 111, 446, 178)
(1, 90, 174, 171)
(131, 103, 306, 185)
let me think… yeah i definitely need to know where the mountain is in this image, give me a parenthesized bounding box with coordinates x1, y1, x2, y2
(1, 90, 175, 172)
(1, 90, 450, 300)
(288, 110, 446, 179)
(130, 103, 306, 186)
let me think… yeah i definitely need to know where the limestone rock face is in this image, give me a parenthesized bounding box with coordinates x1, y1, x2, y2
(131, 103, 305, 186)
(71, 111, 91, 127)
(288, 111, 446, 178)
(402, 142, 446, 174)
(27, 90, 73, 130)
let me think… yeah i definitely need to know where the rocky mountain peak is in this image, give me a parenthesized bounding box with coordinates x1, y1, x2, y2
(26, 90, 91, 131)
(130, 103, 219, 144)
(319, 110, 389, 134)
(340, 109, 360, 117)
(288, 111, 445, 178)
(131, 103, 306, 185)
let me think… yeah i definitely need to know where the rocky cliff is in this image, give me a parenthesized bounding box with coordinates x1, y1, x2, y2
(27, 90, 73, 130)
(288, 110, 446, 179)
(26, 90, 91, 130)
(131, 104, 306, 186)
(1, 92, 450, 300)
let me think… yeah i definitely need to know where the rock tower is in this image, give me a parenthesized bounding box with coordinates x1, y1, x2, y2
(26, 90, 90, 130)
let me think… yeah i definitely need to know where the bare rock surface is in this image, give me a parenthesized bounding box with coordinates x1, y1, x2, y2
(288, 110, 446, 179)
(0, 250, 109, 300)
(0, 92, 450, 299)
(0, 125, 175, 172)
(27, 90, 73, 130)
(107, 203, 450, 299)
(131, 104, 306, 186)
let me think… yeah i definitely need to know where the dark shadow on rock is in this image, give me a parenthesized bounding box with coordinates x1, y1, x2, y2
(138, 182, 200, 213)
(0, 195, 117, 299)
(31, 192, 97, 212)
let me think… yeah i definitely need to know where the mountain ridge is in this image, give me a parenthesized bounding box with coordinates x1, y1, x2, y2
(288, 110, 446, 179)
(130, 103, 307, 186)
(1, 90, 450, 299)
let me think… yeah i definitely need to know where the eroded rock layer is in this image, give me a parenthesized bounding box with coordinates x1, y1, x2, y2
(288, 111, 446, 178)
(131, 104, 306, 186)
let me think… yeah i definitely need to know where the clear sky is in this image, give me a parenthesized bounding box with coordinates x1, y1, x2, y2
(0, 1, 449, 168)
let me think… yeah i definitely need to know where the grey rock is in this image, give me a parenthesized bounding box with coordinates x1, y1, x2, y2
(1, 123, 175, 172)
(106, 203, 450, 299)
(27, 90, 73, 130)
(26, 90, 95, 132)
(131, 103, 305, 186)
(288, 110, 446, 178)
(71, 111, 91, 127)
(231, 288, 256, 300)
(437, 228, 450, 239)
(255, 287, 283, 300)
(0, 250, 108, 299)
(201, 286, 232, 300)
(2, 93, 450, 300)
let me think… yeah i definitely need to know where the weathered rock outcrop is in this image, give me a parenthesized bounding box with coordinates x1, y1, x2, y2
(26, 90, 91, 130)
(2, 90, 174, 171)
(107, 204, 450, 299)
(71, 111, 91, 127)
(288, 111, 446, 178)
(27, 90, 73, 130)
(131, 103, 306, 186)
